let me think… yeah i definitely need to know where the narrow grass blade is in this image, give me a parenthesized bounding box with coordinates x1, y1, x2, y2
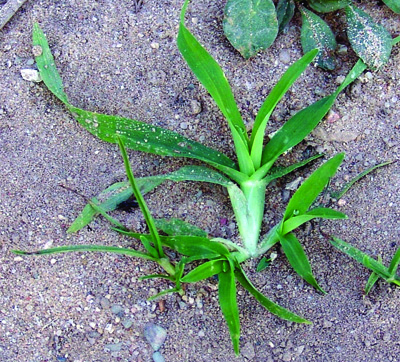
(282, 208, 347, 234)
(284, 153, 344, 221)
(178, 0, 254, 175)
(148, 288, 179, 301)
(140, 235, 159, 259)
(32, 23, 69, 104)
(12, 245, 157, 261)
(330, 237, 392, 280)
(181, 259, 224, 283)
(256, 257, 271, 272)
(365, 258, 381, 295)
(155, 218, 207, 237)
(330, 161, 394, 199)
(140, 274, 176, 281)
(250, 49, 318, 168)
(118, 137, 164, 258)
(115, 229, 230, 258)
(234, 264, 311, 323)
(218, 266, 240, 355)
(259, 95, 336, 176)
(85, 199, 128, 231)
(388, 248, 400, 277)
(278, 233, 325, 293)
(263, 154, 323, 184)
(383, 0, 400, 13)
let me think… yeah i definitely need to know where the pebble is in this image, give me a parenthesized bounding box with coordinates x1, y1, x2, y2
(150, 42, 160, 49)
(180, 122, 188, 130)
(32, 45, 43, 57)
(279, 49, 291, 64)
(242, 342, 256, 359)
(144, 323, 167, 351)
(190, 99, 202, 115)
(153, 351, 165, 362)
(122, 318, 133, 329)
(20, 69, 42, 83)
(100, 297, 111, 309)
(285, 177, 303, 190)
(111, 304, 124, 316)
(104, 342, 123, 352)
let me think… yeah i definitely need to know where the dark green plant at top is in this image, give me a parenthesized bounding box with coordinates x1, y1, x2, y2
(223, 0, 398, 70)
(13, 0, 400, 355)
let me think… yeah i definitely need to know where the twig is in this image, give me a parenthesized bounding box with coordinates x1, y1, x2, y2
(0, 0, 28, 30)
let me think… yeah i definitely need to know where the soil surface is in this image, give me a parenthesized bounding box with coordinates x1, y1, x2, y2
(0, 1, 399, 361)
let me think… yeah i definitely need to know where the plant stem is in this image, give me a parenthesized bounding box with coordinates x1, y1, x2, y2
(158, 258, 176, 276)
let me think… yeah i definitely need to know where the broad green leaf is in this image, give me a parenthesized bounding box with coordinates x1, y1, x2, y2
(218, 266, 240, 355)
(178, 0, 253, 176)
(276, 0, 296, 34)
(235, 264, 311, 323)
(155, 218, 207, 238)
(115, 229, 230, 258)
(300, 6, 337, 70)
(284, 153, 344, 220)
(250, 49, 318, 168)
(282, 207, 347, 234)
(388, 248, 400, 277)
(223, 0, 278, 59)
(264, 154, 323, 185)
(306, 0, 349, 13)
(383, 0, 400, 13)
(12, 244, 156, 261)
(330, 161, 393, 199)
(365, 271, 380, 295)
(345, 4, 393, 70)
(278, 232, 325, 293)
(118, 137, 165, 258)
(33, 24, 242, 180)
(181, 259, 224, 283)
(32, 23, 69, 104)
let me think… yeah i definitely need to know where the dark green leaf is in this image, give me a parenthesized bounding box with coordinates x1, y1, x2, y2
(278, 233, 325, 293)
(178, 0, 253, 176)
(256, 257, 271, 272)
(383, 0, 400, 13)
(282, 207, 347, 234)
(345, 4, 393, 70)
(276, 0, 296, 34)
(155, 218, 208, 237)
(223, 0, 278, 59)
(300, 6, 337, 70)
(12, 244, 156, 261)
(235, 264, 311, 323)
(306, 0, 350, 13)
(33, 23, 69, 104)
(284, 153, 344, 220)
(218, 266, 240, 355)
(330, 161, 394, 199)
(250, 49, 318, 168)
(181, 259, 224, 283)
(264, 154, 323, 185)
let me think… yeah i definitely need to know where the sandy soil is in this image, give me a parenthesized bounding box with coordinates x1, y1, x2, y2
(0, 0, 399, 361)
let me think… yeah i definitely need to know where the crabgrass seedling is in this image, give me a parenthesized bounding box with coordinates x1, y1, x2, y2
(13, 0, 399, 355)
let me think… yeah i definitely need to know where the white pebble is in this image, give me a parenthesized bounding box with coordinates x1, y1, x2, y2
(20, 69, 42, 83)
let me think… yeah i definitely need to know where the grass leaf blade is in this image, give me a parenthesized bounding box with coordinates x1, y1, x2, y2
(181, 259, 224, 283)
(284, 153, 344, 220)
(218, 266, 240, 355)
(278, 232, 325, 293)
(388, 247, 400, 277)
(250, 49, 318, 167)
(365, 270, 381, 295)
(235, 264, 311, 323)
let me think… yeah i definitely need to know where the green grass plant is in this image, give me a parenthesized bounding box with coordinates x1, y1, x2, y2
(13, 0, 400, 354)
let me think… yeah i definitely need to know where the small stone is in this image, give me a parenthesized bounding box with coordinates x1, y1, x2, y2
(285, 177, 303, 191)
(150, 42, 160, 49)
(242, 342, 256, 360)
(111, 304, 124, 316)
(323, 320, 333, 328)
(326, 110, 340, 123)
(21, 69, 42, 83)
(383, 332, 391, 342)
(50, 258, 57, 265)
(122, 318, 133, 329)
(180, 122, 188, 130)
(198, 330, 205, 337)
(14, 256, 23, 262)
(100, 297, 111, 309)
(144, 323, 167, 351)
(279, 49, 291, 64)
(282, 351, 292, 362)
(337, 44, 348, 55)
(32, 45, 43, 57)
(337, 199, 346, 207)
(190, 99, 202, 115)
(336, 75, 345, 85)
(152, 351, 165, 362)
(104, 342, 123, 352)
